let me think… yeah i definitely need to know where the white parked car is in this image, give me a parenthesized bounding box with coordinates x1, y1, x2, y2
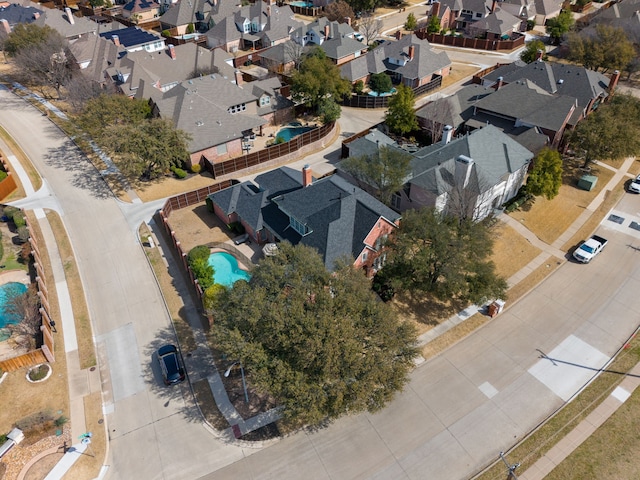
(353, 32, 364, 42)
(629, 174, 640, 194)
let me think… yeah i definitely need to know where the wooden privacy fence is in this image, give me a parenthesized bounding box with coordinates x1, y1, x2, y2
(203, 122, 334, 178)
(415, 30, 525, 51)
(341, 76, 442, 109)
(0, 216, 54, 373)
(161, 180, 233, 217)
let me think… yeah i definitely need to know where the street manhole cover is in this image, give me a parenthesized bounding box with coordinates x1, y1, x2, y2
(630, 221, 640, 232)
(608, 214, 625, 224)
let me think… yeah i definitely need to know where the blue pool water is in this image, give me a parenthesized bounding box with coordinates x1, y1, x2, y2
(275, 126, 313, 142)
(368, 87, 397, 97)
(290, 1, 313, 6)
(208, 252, 251, 287)
(0, 282, 27, 328)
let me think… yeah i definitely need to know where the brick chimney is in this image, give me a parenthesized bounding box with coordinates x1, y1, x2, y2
(168, 44, 176, 59)
(609, 70, 621, 93)
(266, 5, 270, 16)
(324, 24, 330, 40)
(491, 0, 497, 12)
(430, 2, 440, 20)
(408, 45, 415, 60)
(32, 12, 39, 19)
(345, 16, 351, 26)
(234, 70, 243, 86)
(0, 19, 9, 35)
(111, 34, 120, 46)
(396, 30, 402, 40)
(535, 49, 544, 61)
(302, 164, 313, 187)
(494, 76, 503, 90)
(64, 7, 75, 25)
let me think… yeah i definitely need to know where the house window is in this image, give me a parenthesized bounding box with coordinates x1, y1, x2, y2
(228, 103, 246, 114)
(260, 96, 271, 106)
(391, 193, 401, 210)
(476, 12, 482, 17)
(216, 143, 227, 155)
(362, 251, 368, 262)
(290, 216, 308, 236)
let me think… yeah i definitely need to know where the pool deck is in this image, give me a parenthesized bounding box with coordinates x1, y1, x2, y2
(0, 269, 29, 285)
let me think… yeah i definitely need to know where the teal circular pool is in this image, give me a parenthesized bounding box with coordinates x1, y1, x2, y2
(208, 252, 251, 287)
(0, 282, 27, 328)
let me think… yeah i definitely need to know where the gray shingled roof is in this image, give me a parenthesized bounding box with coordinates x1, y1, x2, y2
(483, 60, 611, 123)
(69, 34, 123, 84)
(409, 124, 533, 192)
(208, 168, 400, 272)
(416, 83, 493, 129)
(472, 79, 577, 131)
(0, 3, 42, 27)
(470, 8, 522, 35)
(154, 74, 267, 152)
(32, 5, 97, 39)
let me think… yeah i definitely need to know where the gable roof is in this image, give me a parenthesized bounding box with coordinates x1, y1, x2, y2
(107, 42, 234, 97)
(416, 83, 494, 128)
(69, 34, 123, 83)
(99, 25, 161, 48)
(472, 79, 577, 131)
(340, 34, 451, 82)
(0, 3, 42, 27)
(32, 5, 97, 39)
(208, 169, 401, 271)
(153, 74, 267, 152)
(409, 125, 533, 193)
(471, 8, 522, 35)
(482, 60, 610, 123)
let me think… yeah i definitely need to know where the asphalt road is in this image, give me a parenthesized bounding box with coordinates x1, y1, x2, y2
(2, 57, 640, 480)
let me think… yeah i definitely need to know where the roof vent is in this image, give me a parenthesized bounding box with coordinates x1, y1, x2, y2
(558, 79, 564, 84)
(196, 120, 204, 126)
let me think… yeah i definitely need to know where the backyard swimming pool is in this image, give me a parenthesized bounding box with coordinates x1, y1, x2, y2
(208, 252, 251, 287)
(0, 282, 27, 328)
(275, 126, 314, 142)
(368, 87, 397, 97)
(290, 1, 313, 6)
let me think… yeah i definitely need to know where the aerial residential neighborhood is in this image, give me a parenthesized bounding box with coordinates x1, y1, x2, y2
(0, 0, 640, 477)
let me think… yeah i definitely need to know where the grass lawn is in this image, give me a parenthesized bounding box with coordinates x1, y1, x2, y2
(508, 158, 614, 245)
(490, 222, 541, 279)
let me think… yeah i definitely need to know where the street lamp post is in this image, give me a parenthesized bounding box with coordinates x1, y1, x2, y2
(499, 451, 520, 479)
(224, 361, 249, 403)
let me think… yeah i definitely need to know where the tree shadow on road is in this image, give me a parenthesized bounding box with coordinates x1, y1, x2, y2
(41, 143, 113, 199)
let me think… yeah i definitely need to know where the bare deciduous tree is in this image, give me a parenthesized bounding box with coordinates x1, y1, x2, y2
(65, 73, 110, 113)
(6, 285, 41, 351)
(358, 15, 383, 45)
(13, 31, 73, 99)
(283, 40, 306, 71)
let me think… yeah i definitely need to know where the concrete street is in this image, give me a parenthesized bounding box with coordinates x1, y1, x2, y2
(1, 40, 640, 479)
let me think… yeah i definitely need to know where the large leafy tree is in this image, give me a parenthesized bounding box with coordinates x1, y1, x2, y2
(427, 15, 441, 34)
(339, 145, 412, 205)
(384, 208, 507, 304)
(102, 117, 191, 180)
(3, 23, 54, 56)
(369, 72, 392, 94)
(385, 84, 418, 136)
(291, 48, 352, 113)
(520, 39, 546, 63)
(545, 10, 574, 44)
(209, 242, 418, 428)
(567, 93, 640, 167)
(404, 12, 418, 31)
(72, 94, 190, 180)
(567, 25, 635, 73)
(526, 148, 563, 200)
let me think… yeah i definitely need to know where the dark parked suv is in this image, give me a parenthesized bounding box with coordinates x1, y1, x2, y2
(157, 344, 185, 385)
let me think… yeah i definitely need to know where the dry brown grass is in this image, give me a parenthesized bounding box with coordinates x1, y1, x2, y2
(490, 223, 541, 279)
(441, 63, 482, 89)
(45, 211, 95, 369)
(135, 172, 218, 203)
(0, 212, 69, 448)
(192, 379, 228, 430)
(67, 392, 107, 479)
(139, 222, 198, 353)
(421, 312, 488, 359)
(506, 256, 562, 304)
(509, 159, 614, 244)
